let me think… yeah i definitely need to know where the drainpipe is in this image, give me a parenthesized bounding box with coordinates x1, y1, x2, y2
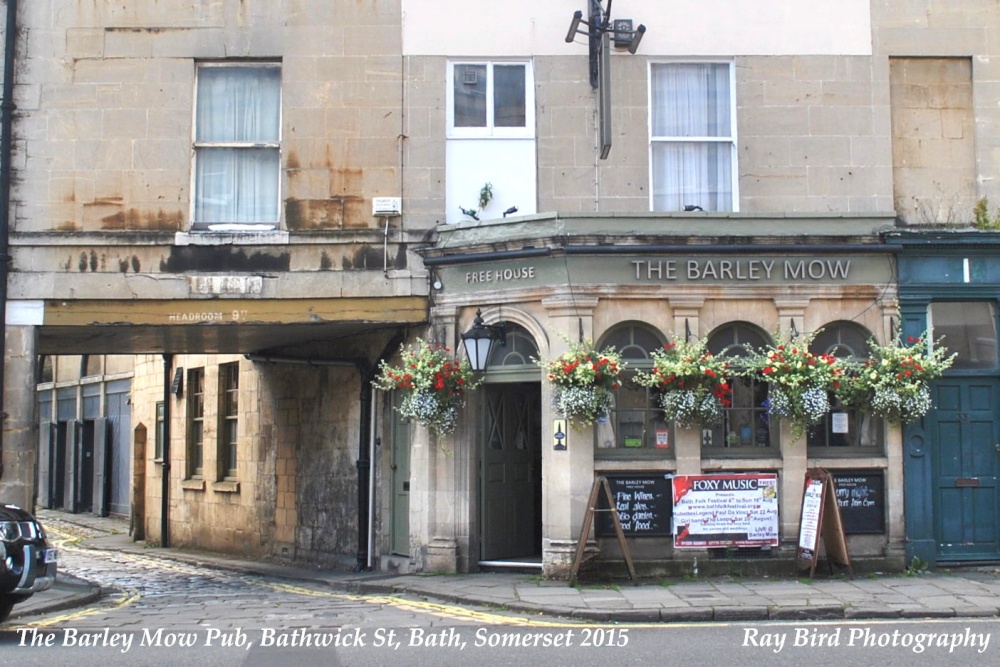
(161, 354, 172, 548)
(366, 385, 377, 570)
(0, 0, 19, 480)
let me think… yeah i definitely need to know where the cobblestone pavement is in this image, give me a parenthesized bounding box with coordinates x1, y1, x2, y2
(25, 510, 553, 634)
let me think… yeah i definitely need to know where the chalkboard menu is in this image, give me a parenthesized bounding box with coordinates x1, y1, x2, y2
(596, 474, 672, 537)
(832, 471, 885, 534)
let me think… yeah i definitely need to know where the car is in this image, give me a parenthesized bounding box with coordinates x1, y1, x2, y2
(0, 504, 57, 623)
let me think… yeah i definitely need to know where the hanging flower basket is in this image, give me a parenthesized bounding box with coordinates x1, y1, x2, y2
(373, 339, 481, 435)
(632, 338, 732, 428)
(539, 339, 626, 428)
(849, 333, 955, 425)
(742, 330, 843, 439)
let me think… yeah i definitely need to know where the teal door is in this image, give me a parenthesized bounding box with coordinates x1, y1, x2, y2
(931, 378, 1000, 561)
(481, 383, 542, 561)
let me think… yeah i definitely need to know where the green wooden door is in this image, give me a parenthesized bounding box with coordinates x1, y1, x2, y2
(481, 383, 541, 561)
(932, 378, 1000, 561)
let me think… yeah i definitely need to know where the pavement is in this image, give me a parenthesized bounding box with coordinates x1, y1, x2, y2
(9, 509, 1000, 624)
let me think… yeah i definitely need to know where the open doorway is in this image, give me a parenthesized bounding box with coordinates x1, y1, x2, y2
(479, 382, 542, 565)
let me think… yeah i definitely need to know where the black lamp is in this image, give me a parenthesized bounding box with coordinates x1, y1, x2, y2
(461, 309, 505, 372)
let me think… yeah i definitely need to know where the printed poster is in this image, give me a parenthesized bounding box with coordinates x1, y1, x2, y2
(798, 478, 824, 551)
(672, 473, 779, 548)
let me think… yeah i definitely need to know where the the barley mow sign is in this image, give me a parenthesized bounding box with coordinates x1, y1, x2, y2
(451, 254, 891, 289)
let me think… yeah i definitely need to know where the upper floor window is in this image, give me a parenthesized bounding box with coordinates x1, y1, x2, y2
(650, 62, 737, 212)
(448, 62, 534, 139)
(193, 63, 281, 231)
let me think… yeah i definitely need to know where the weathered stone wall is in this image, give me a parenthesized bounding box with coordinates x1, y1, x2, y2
(14, 0, 405, 235)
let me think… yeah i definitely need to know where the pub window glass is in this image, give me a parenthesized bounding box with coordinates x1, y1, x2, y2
(704, 322, 774, 454)
(929, 301, 998, 370)
(486, 322, 539, 370)
(595, 322, 673, 457)
(807, 321, 880, 451)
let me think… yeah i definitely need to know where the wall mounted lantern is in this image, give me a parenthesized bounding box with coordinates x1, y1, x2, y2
(461, 309, 505, 372)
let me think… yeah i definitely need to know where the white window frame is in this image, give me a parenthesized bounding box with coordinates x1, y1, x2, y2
(191, 61, 282, 232)
(218, 361, 239, 480)
(648, 60, 739, 213)
(447, 60, 535, 140)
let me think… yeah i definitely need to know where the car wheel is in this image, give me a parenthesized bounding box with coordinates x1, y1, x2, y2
(0, 595, 15, 623)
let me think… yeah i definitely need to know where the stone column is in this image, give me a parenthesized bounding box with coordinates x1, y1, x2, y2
(540, 295, 598, 578)
(773, 298, 810, 544)
(409, 421, 456, 572)
(0, 325, 38, 510)
(410, 308, 466, 573)
(671, 298, 705, 475)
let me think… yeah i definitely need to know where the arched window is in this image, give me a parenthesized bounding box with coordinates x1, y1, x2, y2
(808, 321, 880, 451)
(596, 322, 672, 458)
(810, 322, 871, 360)
(705, 322, 775, 454)
(486, 322, 539, 369)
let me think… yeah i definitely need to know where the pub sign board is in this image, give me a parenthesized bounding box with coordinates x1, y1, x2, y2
(595, 474, 672, 537)
(672, 473, 779, 549)
(831, 471, 885, 534)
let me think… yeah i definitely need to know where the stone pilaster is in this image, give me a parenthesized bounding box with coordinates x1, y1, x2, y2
(0, 326, 38, 510)
(540, 294, 599, 578)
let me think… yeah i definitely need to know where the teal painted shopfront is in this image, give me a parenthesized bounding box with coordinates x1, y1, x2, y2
(889, 232, 1000, 566)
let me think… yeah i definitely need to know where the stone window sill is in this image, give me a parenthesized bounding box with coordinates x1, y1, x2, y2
(181, 478, 205, 492)
(213, 480, 240, 494)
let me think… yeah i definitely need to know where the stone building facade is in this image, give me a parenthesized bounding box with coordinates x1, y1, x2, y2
(2, 1, 999, 574)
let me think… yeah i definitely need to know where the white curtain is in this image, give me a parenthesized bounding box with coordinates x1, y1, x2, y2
(651, 64, 733, 212)
(194, 67, 281, 225)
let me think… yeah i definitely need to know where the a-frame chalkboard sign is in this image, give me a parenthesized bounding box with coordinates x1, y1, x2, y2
(795, 468, 853, 578)
(569, 476, 637, 586)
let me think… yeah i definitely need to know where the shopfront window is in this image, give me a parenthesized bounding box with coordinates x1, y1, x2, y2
(807, 322, 881, 452)
(595, 323, 673, 458)
(703, 322, 774, 455)
(929, 301, 998, 370)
